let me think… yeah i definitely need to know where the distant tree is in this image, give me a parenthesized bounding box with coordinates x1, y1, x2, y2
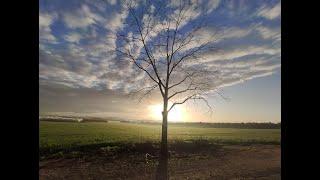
(108, 0, 224, 179)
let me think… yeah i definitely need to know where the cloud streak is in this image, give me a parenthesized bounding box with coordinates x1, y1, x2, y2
(257, 1, 281, 20)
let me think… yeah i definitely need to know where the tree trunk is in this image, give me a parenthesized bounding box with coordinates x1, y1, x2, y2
(160, 110, 168, 158)
(156, 100, 169, 179)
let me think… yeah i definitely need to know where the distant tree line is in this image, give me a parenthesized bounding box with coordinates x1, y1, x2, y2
(39, 116, 108, 123)
(173, 122, 281, 129)
(40, 116, 280, 129)
(120, 120, 281, 129)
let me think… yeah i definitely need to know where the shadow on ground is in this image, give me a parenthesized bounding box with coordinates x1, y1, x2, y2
(40, 140, 280, 180)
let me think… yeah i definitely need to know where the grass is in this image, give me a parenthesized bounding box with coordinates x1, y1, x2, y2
(40, 121, 280, 157)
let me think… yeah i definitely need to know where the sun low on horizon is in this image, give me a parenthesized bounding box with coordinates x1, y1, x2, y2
(148, 103, 187, 122)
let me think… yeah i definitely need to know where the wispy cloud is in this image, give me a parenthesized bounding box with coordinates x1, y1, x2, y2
(257, 1, 281, 20)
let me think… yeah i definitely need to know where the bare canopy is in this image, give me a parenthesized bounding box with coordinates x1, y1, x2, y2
(107, 0, 226, 179)
(110, 0, 227, 110)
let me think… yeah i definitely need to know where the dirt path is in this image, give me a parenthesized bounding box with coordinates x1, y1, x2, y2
(39, 145, 280, 180)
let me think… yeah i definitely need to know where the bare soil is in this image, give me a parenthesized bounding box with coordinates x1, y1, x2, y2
(39, 145, 280, 180)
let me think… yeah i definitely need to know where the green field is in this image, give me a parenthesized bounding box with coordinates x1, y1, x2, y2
(40, 121, 280, 155)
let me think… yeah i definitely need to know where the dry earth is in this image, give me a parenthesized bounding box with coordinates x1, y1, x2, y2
(39, 145, 280, 180)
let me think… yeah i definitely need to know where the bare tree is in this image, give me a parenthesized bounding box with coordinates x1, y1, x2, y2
(109, 0, 222, 179)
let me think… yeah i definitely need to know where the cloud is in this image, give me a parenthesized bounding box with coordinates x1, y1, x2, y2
(105, 10, 128, 32)
(63, 4, 104, 29)
(218, 26, 252, 40)
(64, 32, 82, 43)
(255, 25, 281, 42)
(168, 0, 220, 14)
(106, 0, 117, 5)
(164, 0, 221, 31)
(207, 23, 281, 43)
(39, 42, 145, 93)
(39, 12, 57, 43)
(257, 2, 281, 20)
(66, 1, 128, 32)
(194, 53, 280, 90)
(206, 0, 221, 13)
(194, 44, 280, 65)
(39, 0, 281, 98)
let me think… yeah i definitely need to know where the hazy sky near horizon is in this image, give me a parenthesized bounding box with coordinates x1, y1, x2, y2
(39, 0, 281, 122)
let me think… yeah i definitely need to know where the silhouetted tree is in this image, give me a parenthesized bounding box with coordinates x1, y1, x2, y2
(109, 0, 223, 179)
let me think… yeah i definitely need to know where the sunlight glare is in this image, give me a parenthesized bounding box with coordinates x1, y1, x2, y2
(149, 103, 185, 122)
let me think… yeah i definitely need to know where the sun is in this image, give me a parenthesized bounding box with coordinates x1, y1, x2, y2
(148, 103, 185, 122)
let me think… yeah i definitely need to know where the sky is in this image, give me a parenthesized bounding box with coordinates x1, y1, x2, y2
(39, 0, 281, 123)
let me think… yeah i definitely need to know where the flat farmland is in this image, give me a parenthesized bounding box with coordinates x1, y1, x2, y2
(40, 121, 280, 155)
(40, 121, 281, 180)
